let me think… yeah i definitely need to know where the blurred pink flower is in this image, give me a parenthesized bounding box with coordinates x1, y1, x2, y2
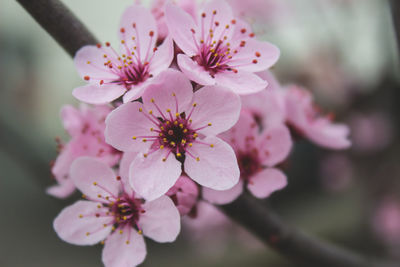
(165, 0, 280, 94)
(54, 157, 181, 267)
(319, 154, 353, 192)
(373, 198, 400, 248)
(203, 111, 291, 204)
(150, 0, 197, 41)
(47, 105, 120, 198)
(73, 5, 173, 104)
(284, 85, 351, 150)
(167, 175, 199, 216)
(105, 69, 240, 201)
(349, 112, 394, 153)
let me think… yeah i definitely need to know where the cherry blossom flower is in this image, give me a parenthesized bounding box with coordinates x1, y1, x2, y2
(284, 85, 351, 150)
(373, 197, 400, 250)
(165, 0, 280, 94)
(47, 105, 120, 199)
(166, 175, 199, 216)
(150, 0, 197, 42)
(203, 111, 291, 204)
(54, 157, 180, 267)
(73, 5, 173, 104)
(105, 69, 240, 201)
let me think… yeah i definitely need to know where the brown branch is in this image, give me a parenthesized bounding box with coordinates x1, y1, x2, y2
(16, 0, 399, 266)
(16, 0, 98, 57)
(220, 194, 398, 267)
(390, 0, 400, 61)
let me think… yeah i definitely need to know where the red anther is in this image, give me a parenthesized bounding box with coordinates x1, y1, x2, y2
(191, 28, 196, 34)
(149, 31, 154, 37)
(249, 33, 255, 38)
(95, 213, 100, 217)
(105, 42, 110, 47)
(255, 52, 261, 57)
(240, 40, 246, 47)
(231, 19, 236, 24)
(100, 80, 104, 85)
(140, 210, 146, 213)
(215, 21, 219, 26)
(233, 69, 238, 73)
(120, 27, 125, 33)
(132, 23, 136, 28)
(116, 176, 121, 181)
(153, 47, 158, 52)
(240, 28, 247, 34)
(84, 75, 90, 81)
(252, 59, 258, 64)
(96, 43, 102, 48)
(201, 12, 206, 18)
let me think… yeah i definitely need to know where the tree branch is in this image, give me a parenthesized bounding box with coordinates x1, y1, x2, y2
(16, 0, 98, 57)
(390, 0, 400, 61)
(221, 194, 397, 267)
(16, 0, 399, 266)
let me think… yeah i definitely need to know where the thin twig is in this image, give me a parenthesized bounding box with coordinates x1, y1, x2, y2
(16, 0, 98, 57)
(15, 0, 400, 266)
(390, 0, 400, 61)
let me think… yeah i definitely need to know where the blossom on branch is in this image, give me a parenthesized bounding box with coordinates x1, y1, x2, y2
(73, 5, 173, 104)
(54, 157, 181, 267)
(105, 69, 241, 201)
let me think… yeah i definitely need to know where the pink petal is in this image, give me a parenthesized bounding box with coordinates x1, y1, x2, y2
(201, 0, 235, 41)
(229, 39, 280, 72)
(53, 200, 113, 245)
(119, 151, 140, 196)
(247, 168, 287, 198)
(231, 19, 253, 41)
(70, 157, 120, 200)
(46, 179, 76, 199)
(74, 45, 119, 82)
(141, 69, 194, 115)
(60, 105, 83, 137)
(219, 110, 258, 152)
(190, 85, 241, 136)
(51, 142, 75, 183)
(73, 84, 126, 105)
(185, 136, 239, 190)
(202, 180, 243, 205)
(306, 123, 351, 150)
(258, 125, 292, 167)
(165, 3, 198, 56)
(149, 36, 174, 76)
(177, 54, 215, 85)
(105, 101, 153, 152)
(214, 70, 267, 95)
(119, 5, 158, 61)
(102, 227, 146, 267)
(130, 151, 181, 201)
(121, 79, 151, 103)
(139, 196, 181, 242)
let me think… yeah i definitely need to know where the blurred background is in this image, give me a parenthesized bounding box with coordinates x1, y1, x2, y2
(1, 0, 399, 266)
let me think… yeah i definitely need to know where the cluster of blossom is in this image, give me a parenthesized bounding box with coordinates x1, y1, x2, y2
(50, 1, 351, 266)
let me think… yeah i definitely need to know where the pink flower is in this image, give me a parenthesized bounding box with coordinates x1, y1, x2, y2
(73, 5, 173, 104)
(165, 0, 280, 94)
(47, 105, 120, 198)
(284, 85, 351, 150)
(53, 157, 180, 267)
(373, 198, 400, 247)
(166, 175, 199, 216)
(106, 69, 241, 201)
(203, 111, 291, 204)
(150, 0, 197, 42)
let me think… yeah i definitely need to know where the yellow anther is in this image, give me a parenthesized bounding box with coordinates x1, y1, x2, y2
(93, 182, 98, 185)
(162, 157, 167, 162)
(151, 98, 155, 103)
(143, 153, 148, 158)
(132, 136, 137, 140)
(159, 133, 163, 137)
(132, 36, 136, 40)
(174, 121, 178, 125)
(86, 61, 91, 64)
(181, 139, 186, 144)
(208, 123, 212, 126)
(193, 133, 198, 138)
(86, 232, 90, 236)
(126, 240, 130, 244)
(148, 110, 153, 115)
(175, 112, 180, 117)
(166, 121, 170, 125)
(103, 224, 108, 227)
(123, 216, 127, 220)
(192, 103, 197, 107)
(112, 226, 116, 231)
(160, 145, 164, 149)
(142, 139, 147, 142)
(177, 152, 182, 157)
(160, 126, 165, 130)
(82, 194, 87, 199)
(97, 204, 102, 208)
(210, 144, 214, 148)
(100, 241, 105, 245)
(196, 157, 200, 161)
(117, 66, 122, 69)
(97, 194, 102, 198)
(79, 214, 83, 218)
(172, 93, 176, 96)
(183, 129, 188, 133)
(121, 40, 125, 44)
(170, 141, 176, 146)
(150, 128, 154, 131)
(139, 107, 143, 112)
(189, 143, 193, 147)
(138, 230, 143, 235)
(166, 108, 171, 112)
(189, 119, 193, 123)
(119, 230, 123, 234)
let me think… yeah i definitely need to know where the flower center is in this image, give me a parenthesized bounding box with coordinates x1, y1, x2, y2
(110, 194, 143, 228)
(238, 150, 262, 180)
